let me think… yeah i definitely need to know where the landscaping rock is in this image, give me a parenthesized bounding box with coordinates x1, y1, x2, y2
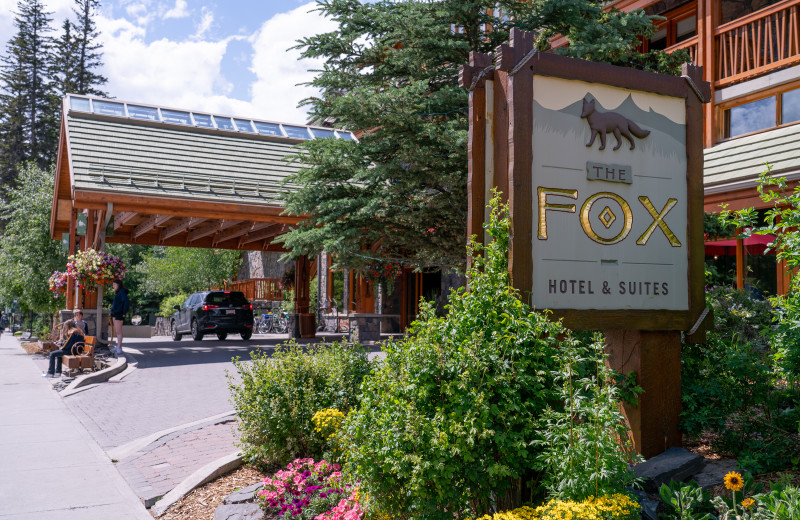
(630, 489, 660, 520)
(214, 503, 264, 520)
(223, 482, 264, 504)
(634, 447, 706, 491)
(692, 459, 740, 489)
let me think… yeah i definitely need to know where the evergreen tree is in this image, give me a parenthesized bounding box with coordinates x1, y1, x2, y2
(53, 19, 80, 96)
(281, 0, 687, 271)
(0, 0, 57, 187)
(70, 0, 107, 96)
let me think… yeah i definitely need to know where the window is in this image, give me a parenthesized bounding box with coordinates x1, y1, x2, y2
(193, 114, 214, 128)
(254, 122, 283, 136)
(646, 5, 696, 51)
(214, 116, 235, 131)
(161, 109, 191, 125)
(310, 128, 336, 139)
(93, 100, 125, 117)
(723, 85, 800, 138)
(337, 131, 354, 140)
(234, 119, 255, 133)
(127, 105, 158, 121)
(69, 97, 91, 112)
(283, 125, 310, 139)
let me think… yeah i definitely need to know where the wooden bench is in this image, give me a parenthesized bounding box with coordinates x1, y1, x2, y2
(63, 335, 97, 376)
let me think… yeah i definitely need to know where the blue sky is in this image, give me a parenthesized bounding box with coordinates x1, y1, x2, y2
(0, 0, 338, 123)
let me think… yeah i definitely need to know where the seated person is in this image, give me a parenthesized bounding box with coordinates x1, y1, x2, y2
(43, 320, 85, 378)
(73, 309, 88, 335)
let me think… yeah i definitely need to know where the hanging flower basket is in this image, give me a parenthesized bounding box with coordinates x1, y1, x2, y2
(280, 266, 295, 289)
(362, 261, 402, 283)
(64, 249, 127, 290)
(48, 271, 69, 298)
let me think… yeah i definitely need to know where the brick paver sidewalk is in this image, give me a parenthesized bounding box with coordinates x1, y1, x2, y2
(115, 419, 239, 507)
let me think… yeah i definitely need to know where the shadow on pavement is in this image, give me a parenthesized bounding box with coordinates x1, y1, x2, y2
(121, 334, 386, 370)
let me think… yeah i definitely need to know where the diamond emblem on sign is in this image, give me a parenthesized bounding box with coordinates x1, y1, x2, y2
(599, 206, 616, 229)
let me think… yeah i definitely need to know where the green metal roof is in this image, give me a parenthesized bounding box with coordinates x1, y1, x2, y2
(704, 123, 800, 190)
(66, 109, 308, 208)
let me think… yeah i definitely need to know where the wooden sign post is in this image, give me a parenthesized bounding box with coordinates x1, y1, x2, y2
(460, 29, 710, 459)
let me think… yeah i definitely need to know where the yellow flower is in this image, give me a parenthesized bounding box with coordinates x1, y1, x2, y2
(724, 471, 744, 492)
(741, 498, 755, 508)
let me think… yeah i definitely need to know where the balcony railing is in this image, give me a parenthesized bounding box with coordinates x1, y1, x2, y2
(715, 0, 800, 87)
(664, 0, 800, 88)
(217, 278, 284, 301)
(665, 36, 698, 64)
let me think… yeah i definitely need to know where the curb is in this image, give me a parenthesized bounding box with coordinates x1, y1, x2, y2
(60, 354, 128, 396)
(150, 451, 244, 517)
(108, 410, 237, 462)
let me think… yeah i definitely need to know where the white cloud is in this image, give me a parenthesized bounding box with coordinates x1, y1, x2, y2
(163, 0, 189, 20)
(192, 7, 213, 40)
(248, 2, 337, 124)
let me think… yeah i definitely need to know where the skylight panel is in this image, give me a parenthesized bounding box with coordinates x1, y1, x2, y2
(311, 128, 337, 139)
(161, 109, 191, 125)
(283, 125, 311, 139)
(214, 116, 235, 131)
(69, 97, 91, 112)
(234, 119, 255, 133)
(193, 113, 214, 128)
(127, 105, 158, 121)
(337, 131, 354, 140)
(253, 122, 283, 136)
(93, 100, 125, 117)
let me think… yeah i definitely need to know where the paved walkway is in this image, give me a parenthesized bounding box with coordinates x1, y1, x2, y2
(0, 331, 151, 520)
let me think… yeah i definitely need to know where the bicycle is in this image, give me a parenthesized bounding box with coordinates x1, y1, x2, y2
(256, 311, 276, 334)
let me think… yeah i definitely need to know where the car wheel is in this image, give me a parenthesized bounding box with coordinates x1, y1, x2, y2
(216, 332, 228, 341)
(240, 329, 252, 340)
(171, 321, 182, 341)
(191, 320, 203, 341)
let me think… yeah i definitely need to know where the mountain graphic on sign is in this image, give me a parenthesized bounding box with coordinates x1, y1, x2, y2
(533, 94, 685, 160)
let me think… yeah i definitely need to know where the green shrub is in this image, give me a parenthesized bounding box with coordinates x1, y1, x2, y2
(535, 333, 641, 501)
(341, 195, 569, 519)
(681, 285, 800, 473)
(228, 340, 372, 467)
(158, 293, 189, 317)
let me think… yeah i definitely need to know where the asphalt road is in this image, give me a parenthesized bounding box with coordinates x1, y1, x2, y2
(62, 333, 383, 451)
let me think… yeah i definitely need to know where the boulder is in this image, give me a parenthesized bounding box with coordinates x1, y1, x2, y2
(214, 503, 264, 520)
(634, 447, 706, 492)
(692, 459, 741, 489)
(223, 482, 264, 504)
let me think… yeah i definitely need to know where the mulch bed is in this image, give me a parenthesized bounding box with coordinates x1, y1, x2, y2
(155, 465, 268, 520)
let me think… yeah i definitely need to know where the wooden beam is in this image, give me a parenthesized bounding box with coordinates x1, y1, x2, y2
(160, 217, 207, 242)
(92, 209, 105, 249)
(212, 221, 256, 245)
(114, 211, 138, 230)
(239, 224, 285, 245)
(73, 190, 305, 223)
(132, 214, 173, 240)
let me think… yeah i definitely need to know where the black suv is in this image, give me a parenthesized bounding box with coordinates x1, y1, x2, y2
(171, 291, 254, 341)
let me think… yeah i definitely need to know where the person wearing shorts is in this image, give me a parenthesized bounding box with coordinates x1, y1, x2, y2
(110, 279, 130, 356)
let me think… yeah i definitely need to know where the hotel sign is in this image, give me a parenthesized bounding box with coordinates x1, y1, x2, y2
(461, 35, 708, 330)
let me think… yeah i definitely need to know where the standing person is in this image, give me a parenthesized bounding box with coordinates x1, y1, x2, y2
(42, 320, 84, 378)
(110, 279, 130, 356)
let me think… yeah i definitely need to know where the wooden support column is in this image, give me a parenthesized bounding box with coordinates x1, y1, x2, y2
(736, 236, 745, 289)
(606, 331, 683, 459)
(67, 208, 77, 310)
(294, 255, 310, 314)
(700, 0, 717, 146)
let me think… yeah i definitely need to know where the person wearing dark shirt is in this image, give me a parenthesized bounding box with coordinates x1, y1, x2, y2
(110, 280, 130, 356)
(43, 320, 84, 378)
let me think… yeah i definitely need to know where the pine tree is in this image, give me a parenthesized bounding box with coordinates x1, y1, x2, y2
(70, 0, 107, 96)
(0, 0, 57, 187)
(280, 0, 687, 272)
(53, 19, 80, 96)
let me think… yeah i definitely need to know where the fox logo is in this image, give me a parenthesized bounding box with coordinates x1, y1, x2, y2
(580, 98, 651, 151)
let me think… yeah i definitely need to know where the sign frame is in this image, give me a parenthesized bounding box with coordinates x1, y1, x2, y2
(460, 30, 709, 331)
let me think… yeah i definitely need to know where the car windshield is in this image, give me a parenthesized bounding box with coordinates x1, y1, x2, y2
(205, 292, 248, 306)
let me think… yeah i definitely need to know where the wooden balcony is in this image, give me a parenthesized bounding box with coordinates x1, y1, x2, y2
(218, 278, 284, 301)
(666, 0, 800, 88)
(715, 0, 800, 88)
